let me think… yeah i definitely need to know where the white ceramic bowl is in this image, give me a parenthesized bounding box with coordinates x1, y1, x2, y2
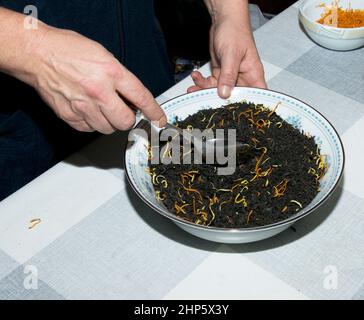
(125, 87, 345, 244)
(299, 0, 364, 50)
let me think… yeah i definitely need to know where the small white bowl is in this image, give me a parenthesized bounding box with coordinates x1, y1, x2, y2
(125, 87, 345, 244)
(299, 0, 364, 50)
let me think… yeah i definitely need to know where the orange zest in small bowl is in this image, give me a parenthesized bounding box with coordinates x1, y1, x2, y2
(317, 1, 364, 28)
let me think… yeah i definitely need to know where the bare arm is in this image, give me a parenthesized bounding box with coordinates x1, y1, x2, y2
(0, 7, 166, 133)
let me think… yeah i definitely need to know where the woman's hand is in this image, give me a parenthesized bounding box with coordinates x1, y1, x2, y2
(188, 0, 267, 99)
(10, 23, 166, 134)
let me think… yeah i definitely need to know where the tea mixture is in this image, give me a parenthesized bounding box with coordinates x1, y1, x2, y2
(147, 101, 327, 228)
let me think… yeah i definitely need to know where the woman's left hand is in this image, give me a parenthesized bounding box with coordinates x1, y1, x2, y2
(188, 15, 267, 99)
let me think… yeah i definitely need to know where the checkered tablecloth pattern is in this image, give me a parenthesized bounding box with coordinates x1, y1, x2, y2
(0, 1, 363, 300)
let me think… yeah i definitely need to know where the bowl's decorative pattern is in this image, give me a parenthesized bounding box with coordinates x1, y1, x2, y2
(285, 114, 302, 130)
(125, 87, 345, 243)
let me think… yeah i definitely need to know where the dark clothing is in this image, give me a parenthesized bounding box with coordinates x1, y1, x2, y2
(0, 0, 173, 200)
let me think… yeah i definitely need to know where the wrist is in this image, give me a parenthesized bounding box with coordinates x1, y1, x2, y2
(206, 0, 249, 24)
(14, 22, 51, 85)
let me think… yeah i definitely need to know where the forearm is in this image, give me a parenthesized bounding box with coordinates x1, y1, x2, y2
(203, 0, 252, 34)
(0, 7, 47, 83)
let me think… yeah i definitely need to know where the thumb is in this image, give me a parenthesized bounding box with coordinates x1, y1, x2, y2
(116, 68, 167, 127)
(217, 50, 241, 99)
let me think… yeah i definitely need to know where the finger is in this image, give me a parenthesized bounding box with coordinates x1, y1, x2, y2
(100, 95, 136, 130)
(211, 67, 221, 80)
(245, 70, 267, 89)
(71, 100, 116, 134)
(217, 49, 241, 99)
(116, 68, 166, 127)
(239, 69, 267, 89)
(86, 111, 116, 134)
(49, 94, 84, 123)
(190, 71, 205, 87)
(190, 71, 217, 89)
(206, 76, 218, 87)
(253, 78, 267, 89)
(238, 57, 267, 89)
(236, 75, 248, 87)
(67, 119, 95, 132)
(187, 85, 202, 93)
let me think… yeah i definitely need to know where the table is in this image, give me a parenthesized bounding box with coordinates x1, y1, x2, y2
(0, 1, 363, 300)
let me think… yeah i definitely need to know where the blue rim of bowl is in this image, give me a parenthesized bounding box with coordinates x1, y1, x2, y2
(299, 0, 364, 32)
(124, 87, 345, 233)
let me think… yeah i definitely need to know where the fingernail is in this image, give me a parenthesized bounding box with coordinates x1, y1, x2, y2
(220, 85, 231, 98)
